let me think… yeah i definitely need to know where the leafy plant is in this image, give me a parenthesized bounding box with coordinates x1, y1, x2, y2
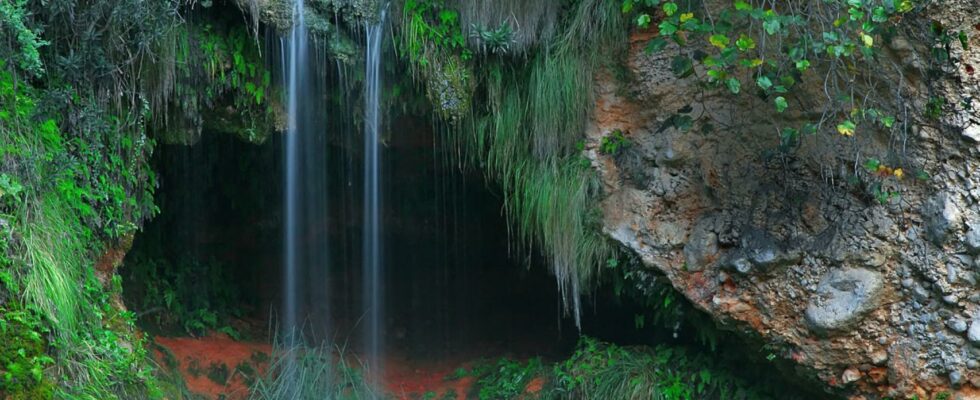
(599, 129, 632, 155)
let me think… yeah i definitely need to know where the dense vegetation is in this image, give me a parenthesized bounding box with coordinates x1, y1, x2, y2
(2, 0, 962, 398)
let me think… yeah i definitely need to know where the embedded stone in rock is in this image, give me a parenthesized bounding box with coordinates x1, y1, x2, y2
(924, 193, 963, 245)
(965, 226, 980, 255)
(968, 321, 980, 345)
(963, 124, 980, 142)
(805, 268, 884, 336)
(683, 218, 720, 271)
(728, 228, 802, 274)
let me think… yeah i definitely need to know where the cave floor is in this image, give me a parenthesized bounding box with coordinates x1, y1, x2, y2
(152, 332, 547, 400)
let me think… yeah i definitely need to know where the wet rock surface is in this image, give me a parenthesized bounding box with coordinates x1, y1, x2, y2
(587, 4, 980, 398)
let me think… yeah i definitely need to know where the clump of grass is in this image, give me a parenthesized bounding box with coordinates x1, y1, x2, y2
(248, 336, 376, 400)
(435, 0, 626, 326)
(551, 337, 775, 400)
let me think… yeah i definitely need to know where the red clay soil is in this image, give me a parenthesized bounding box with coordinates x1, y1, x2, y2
(155, 333, 272, 400)
(382, 354, 476, 399)
(155, 334, 544, 400)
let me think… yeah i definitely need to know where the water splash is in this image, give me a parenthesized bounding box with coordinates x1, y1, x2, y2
(362, 5, 387, 376)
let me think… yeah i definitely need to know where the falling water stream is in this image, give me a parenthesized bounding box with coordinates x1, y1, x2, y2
(284, 0, 331, 341)
(282, 0, 306, 338)
(362, 6, 388, 377)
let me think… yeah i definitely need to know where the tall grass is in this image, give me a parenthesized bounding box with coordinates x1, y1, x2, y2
(20, 193, 88, 341)
(438, 0, 626, 324)
(249, 336, 377, 400)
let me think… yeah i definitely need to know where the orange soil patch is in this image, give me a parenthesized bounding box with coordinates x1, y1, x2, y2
(155, 333, 272, 400)
(383, 354, 476, 399)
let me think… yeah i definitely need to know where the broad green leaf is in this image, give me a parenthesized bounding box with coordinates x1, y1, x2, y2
(725, 78, 741, 94)
(734, 0, 752, 11)
(735, 34, 756, 51)
(872, 6, 888, 22)
(659, 21, 678, 36)
(756, 76, 773, 90)
(663, 2, 678, 16)
(709, 34, 730, 49)
(837, 120, 856, 136)
(861, 33, 874, 47)
(881, 116, 896, 128)
(638, 14, 652, 28)
(795, 59, 810, 71)
(774, 96, 788, 113)
(763, 18, 781, 35)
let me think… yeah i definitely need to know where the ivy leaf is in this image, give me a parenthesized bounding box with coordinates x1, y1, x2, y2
(709, 34, 730, 49)
(881, 116, 896, 128)
(735, 34, 756, 51)
(739, 58, 764, 68)
(774, 96, 788, 112)
(863, 158, 880, 172)
(795, 59, 810, 72)
(756, 76, 773, 90)
(897, 0, 915, 12)
(679, 12, 695, 23)
(837, 120, 857, 136)
(659, 21, 678, 36)
(763, 17, 781, 35)
(622, 0, 635, 13)
(725, 78, 741, 94)
(872, 6, 888, 23)
(663, 2, 678, 16)
(734, 0, 752, 11)
(861, 33, 874, 47)
(637, 14, 652, 28)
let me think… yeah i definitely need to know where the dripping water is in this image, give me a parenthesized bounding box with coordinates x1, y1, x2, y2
(362, 5, 388, 377)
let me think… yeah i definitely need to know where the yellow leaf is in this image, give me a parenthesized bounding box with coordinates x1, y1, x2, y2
(837, 120, 856, 136)
(748, 58, 763, 67)
(679, 13, 695, 23)
(893, 168, 904, 179)
(861, 33, 874, 47)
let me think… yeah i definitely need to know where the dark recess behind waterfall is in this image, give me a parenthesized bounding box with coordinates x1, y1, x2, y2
(124, 98, 679, 360)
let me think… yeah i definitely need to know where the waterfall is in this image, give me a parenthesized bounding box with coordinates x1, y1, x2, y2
(362, 6, 387, 376)
(283, 0, 330, 341)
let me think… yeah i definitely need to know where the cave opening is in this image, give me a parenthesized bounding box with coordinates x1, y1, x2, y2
(121, 115, 641, 367)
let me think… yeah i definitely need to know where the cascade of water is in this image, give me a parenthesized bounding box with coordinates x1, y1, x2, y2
(283, 0, 306, 339)
(362, 6, 387, 375)
(284, 0, 331, 342)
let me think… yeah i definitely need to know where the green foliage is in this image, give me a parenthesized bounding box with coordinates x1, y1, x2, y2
(0, 8, 166, 394)
(207, 362, 230, 386)
(400, 0, 474, 120)
(470, 22, 517, 55)
(0, 0, 47, 77)
(623, 0, 947, 188)
(474, 358, 543, 399)
(436, 0, 626, 322)
(148, 22, 282, 144)
(248, 339, 377, 400)
(551, 337, 770, 400)
(125, 255, 242, 337)
(599, 130, 632, 155)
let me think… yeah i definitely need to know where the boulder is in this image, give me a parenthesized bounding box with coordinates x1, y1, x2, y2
(805, 268, 884, 336)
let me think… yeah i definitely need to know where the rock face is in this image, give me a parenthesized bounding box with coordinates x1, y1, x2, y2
(587, 3, 980, 398)
(805, 268, 884, 336)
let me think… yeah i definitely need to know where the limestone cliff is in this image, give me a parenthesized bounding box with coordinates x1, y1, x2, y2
(586, 3, 980, 398)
